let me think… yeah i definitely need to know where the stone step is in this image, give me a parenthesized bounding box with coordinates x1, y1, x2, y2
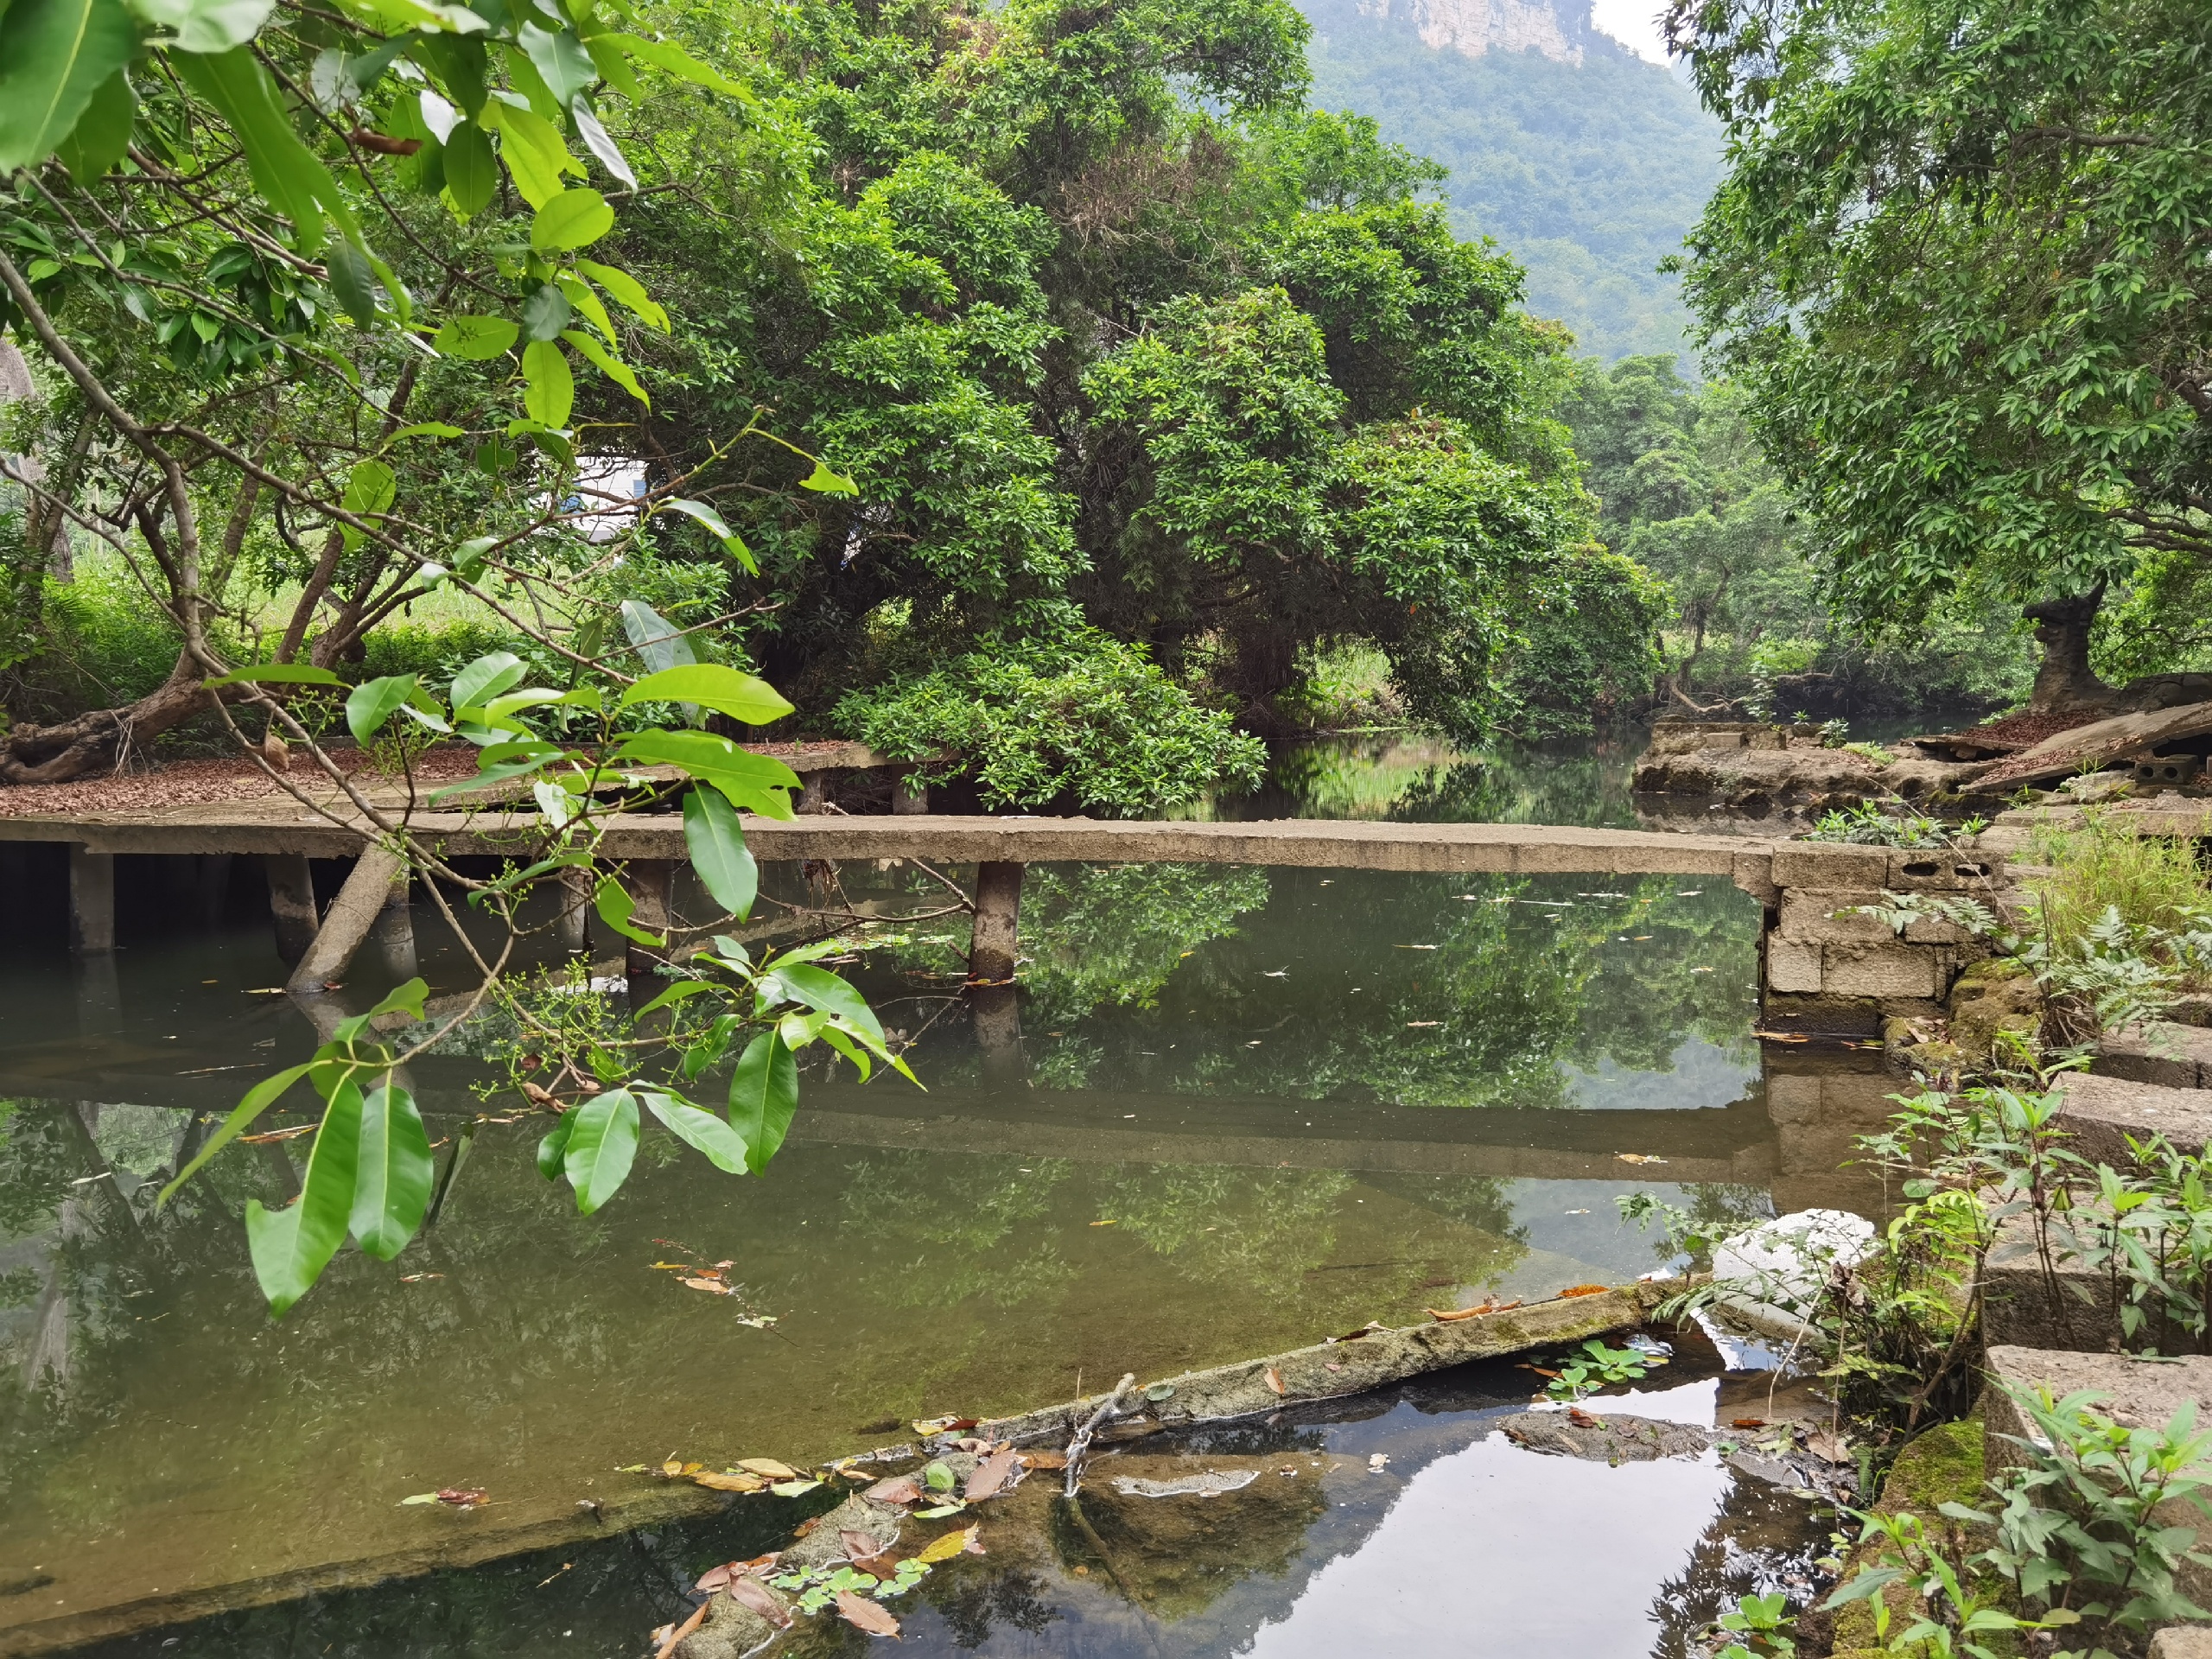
(2057, 1070, 2212, 1166)
(2093, 1021, 2212, 1091)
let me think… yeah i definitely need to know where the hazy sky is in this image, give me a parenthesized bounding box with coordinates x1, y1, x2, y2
(1591, 0, 1669, 61)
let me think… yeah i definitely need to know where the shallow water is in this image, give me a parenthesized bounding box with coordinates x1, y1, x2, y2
(0, 737, 1894, 1655)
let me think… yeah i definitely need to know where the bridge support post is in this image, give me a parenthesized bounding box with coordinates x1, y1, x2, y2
(969, 861, 1022, 985)
(556, 866, 593, 956)
(264, 853, 319, 966)
(67, 845, 113, 953)
(892, 776, 928, 815)
(371, 874, 417, 980)
(287, 845, 406, 995)
(620, 859, 675, 998)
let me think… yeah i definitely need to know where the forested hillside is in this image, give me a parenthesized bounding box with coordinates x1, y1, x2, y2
(1298, 0, 1722, 360)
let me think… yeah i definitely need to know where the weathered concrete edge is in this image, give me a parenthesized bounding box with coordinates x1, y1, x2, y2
(976, 1282, 1666, 1445)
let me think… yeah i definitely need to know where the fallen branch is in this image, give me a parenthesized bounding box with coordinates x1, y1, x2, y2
(1062, 1372, 1135, 1499)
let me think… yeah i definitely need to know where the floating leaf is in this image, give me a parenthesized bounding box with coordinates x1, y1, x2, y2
(863, 1476, 920, 1505)
(770, 1479, 822, 1497)
(1263, 1366, 1286, 1397)
(692, 1470, 766, 1492)
(728, 1575, 791, 1626)
(1557, 1284, 1612, 1298)
(738, 1458, 798, 1479)
(914, 1528, 973, 1565)
(922, 1460, 955, 1492)
(835, 1590, 899, 1637)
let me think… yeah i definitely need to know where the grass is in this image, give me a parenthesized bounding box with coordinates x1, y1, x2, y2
(2027, 813, 2212, 946)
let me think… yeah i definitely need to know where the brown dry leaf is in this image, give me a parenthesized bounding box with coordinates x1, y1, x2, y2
(841, 1529, 893, 1568)
(1805, 1428, 1851, 1465)
(652, 1599, 709, 1659)
(680, 1277, 733, 1295)
(1615, 1154, 1671, 1165)
(435, 1488, 488, 1508)
(692, 1471, 767, 1493)
(1730, 1417, 1768, 1430)
(1557, 1284, 1611, 1298)
(1567, 1407, 1602, 1428)
(965, 1446, 1020, 1501)
(836, 1590, 901, 1637)
(1264, 1366, 1286, 1397)
(1020, 1450, 1068, 1471)
(961, 1523, 985, 1555)
(695, 1563, 737, 1592)
(661, 1459, 685, 1478)
(1332, 1321, 1384, 1341)
(1426, 1299, 1521, 1323)
(863, 1476, 922, 1505)
(737, 1458, 799, 1480)
(727, 1575, 792, 1629)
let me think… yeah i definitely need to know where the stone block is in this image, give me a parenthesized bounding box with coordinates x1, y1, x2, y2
(2094, 1022, 2212, 1091)
(2151, 1626, 2212, 1659)
(1902, 912, 1975, 944)
(1885, 850, 2004, 892)
(1822, 942, 1939, 998)
(1777, 888, 1891, 944)
(1983, 1206, 2126, 1351)
(1758, 991, 1881, 1036)
(1985, 1346, 2212, 1615)
(1767, 937, 1825, 993)
(1771, 842, 1891, 889)
(2057, 1070, 2212, 1164)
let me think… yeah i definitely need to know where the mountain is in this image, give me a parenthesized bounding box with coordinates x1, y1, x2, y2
(1298, 0, 1724, 362)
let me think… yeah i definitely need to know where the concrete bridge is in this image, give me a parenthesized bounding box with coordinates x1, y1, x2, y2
(0, 804, 2013, 1031)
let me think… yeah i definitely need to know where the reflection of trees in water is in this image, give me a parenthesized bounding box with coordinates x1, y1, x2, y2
(1096, 1166, 1352, 1296)
(1647, 1477, 1828, 1659)
(1357, 1172, 1525, 1241)
(1018, 864, 1273, 1030)
(836, 1152, 1077, 1311)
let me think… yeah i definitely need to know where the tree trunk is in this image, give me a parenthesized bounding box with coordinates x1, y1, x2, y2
(2024, 584, 2116, 714)
(0, 648, 222, 784)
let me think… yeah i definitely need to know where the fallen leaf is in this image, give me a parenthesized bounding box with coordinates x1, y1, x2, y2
(680, 1277, 733, 1295)
(1731, 1417, 1768, 1429)
(727, 1574, 792, 1627)
(1368, 1452, 1390, 1471)
(1332, 1321, 1384, 1341)
(912, 1416, 978, 1436)
(1425, 1299, 1520, 1323)
(737, 1459, 799, 1480)
(1557, 1284, 1611, 1298)
(842, 1529, 893, 1568)
(835, 1589, 901, 1637)
(436, 1488, 488, 1508)
(652, 1599, 709, 1659)
(1615, 1154, 1670, 1165)
(695, 1563, 737, 1592)
(1264, 1366, 1286, 1396)
(769, 1479, 822, 1497)
(965, 1446, 1020, 1501)
(916, 1528, 972, 1565)
(662, 1459, 685, 1478)
(399, 1272, 444, 1282)
(1020, 1450, 1068, 1471)
(793, 1517, 820, 1538)
(1567, 1406, 1602, 1428)
(1520, 1365, 1562, 1379)
(1805, 1428, 1852, 1465)
(1750, 1029, 1810, 1044)
(692, 1471, 766, 1493)
(864, 1476, 922, 1505)
(1325, 1362, 1343, 1372)
(1089, 1219, 1117, 1227)
(962, 1523, 986, 1555)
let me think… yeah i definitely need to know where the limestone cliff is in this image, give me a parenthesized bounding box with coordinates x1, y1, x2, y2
(1355, 0, 1599, 62)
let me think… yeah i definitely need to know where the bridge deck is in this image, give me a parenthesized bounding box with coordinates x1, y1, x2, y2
(0, 798, 1783, 884)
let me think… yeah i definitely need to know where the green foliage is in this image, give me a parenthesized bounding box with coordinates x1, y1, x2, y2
(1298, 0, 1723, 362)
(1541, 1336, 1662, 1402)
(833, 629, 1266, 813)
(1560, 354, 2032, 716)
(1802, 802, 1962, 849)
(1674, 0, 2212, 640)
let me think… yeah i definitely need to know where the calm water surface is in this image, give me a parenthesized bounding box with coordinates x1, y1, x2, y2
(0, 737, 1892, 1656)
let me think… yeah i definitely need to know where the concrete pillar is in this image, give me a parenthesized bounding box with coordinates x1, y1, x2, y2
(195, 854, 232, 929)
(371, 874, 417, 981)
(620, 858, 675, 996)
(892, 776, 928, 815)
(287, 845, 407, 995)
(264, 854, 319, 966)
(67, 845, 113, 953)
(973, 987, 1025, 1090)
(798, 773, 829, 814)
(556, 866, 593, 956)
(969, 861, 1023, 984)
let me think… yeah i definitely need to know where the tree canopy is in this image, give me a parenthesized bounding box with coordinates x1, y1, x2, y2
(1669, 0, 2211, 655)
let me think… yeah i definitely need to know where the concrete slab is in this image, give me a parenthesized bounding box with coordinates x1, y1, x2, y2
(2058, 1071, 2212, 1166)
(2152, 1626, 2212, 1659)
(2094, 1024, 2212, 1092)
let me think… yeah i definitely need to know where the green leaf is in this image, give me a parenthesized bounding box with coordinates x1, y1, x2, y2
(537, 1105, 576, 1179)
(799, 461, 858, 496)
(451, 650, 524, 711)
(245, 1078, 365, 1316)
(521, 282, 572, 341)
(531, 188, 613, 250)
(643, 1090, 748, 1173)
(326, 237, 378, 328)
(603, 31, 745, 96)
(0, 0, 138, 175)
(652, 497, 751, 571)
(386, 421, 466, 442)
(563, 1087, 639, 1213)
(427, 755, 549, 801)
(683, 786, 757, 920)
(766, 963, 886, 1046)
(485, 99, 575, 207)
(133, 0, 270, 53)
(575, 257, 667, 331)
(202, 663, 346, 688)
(173, 48, 358, 256)
(54, 65, 133, 181)
(157, 1061, 315, 1206)
(516, 21, 594, 108)
(635, 978, 713, 1016)
(614, 729, 800, 791)
(441, 116, 495, 215)
(728, 1031, 797, 1174)
(620, 664, 792, 725)
(559, 328, 646, 407)
(351, 1084, 432, 1260)
(594, 874, 664, 947)
(435, 313, 518, 359)
(521, 339, 573, 428)
(339, 457, 397, 550)
(346, 673, 419, 744)
(571, 99, 634, 188)
(619, 598, 694, 675)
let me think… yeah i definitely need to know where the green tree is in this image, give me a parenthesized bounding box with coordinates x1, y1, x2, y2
(1669, 0, 2210, 697)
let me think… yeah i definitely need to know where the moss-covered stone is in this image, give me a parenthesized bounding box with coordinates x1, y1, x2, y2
(1948, 958, 2042, 1062)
